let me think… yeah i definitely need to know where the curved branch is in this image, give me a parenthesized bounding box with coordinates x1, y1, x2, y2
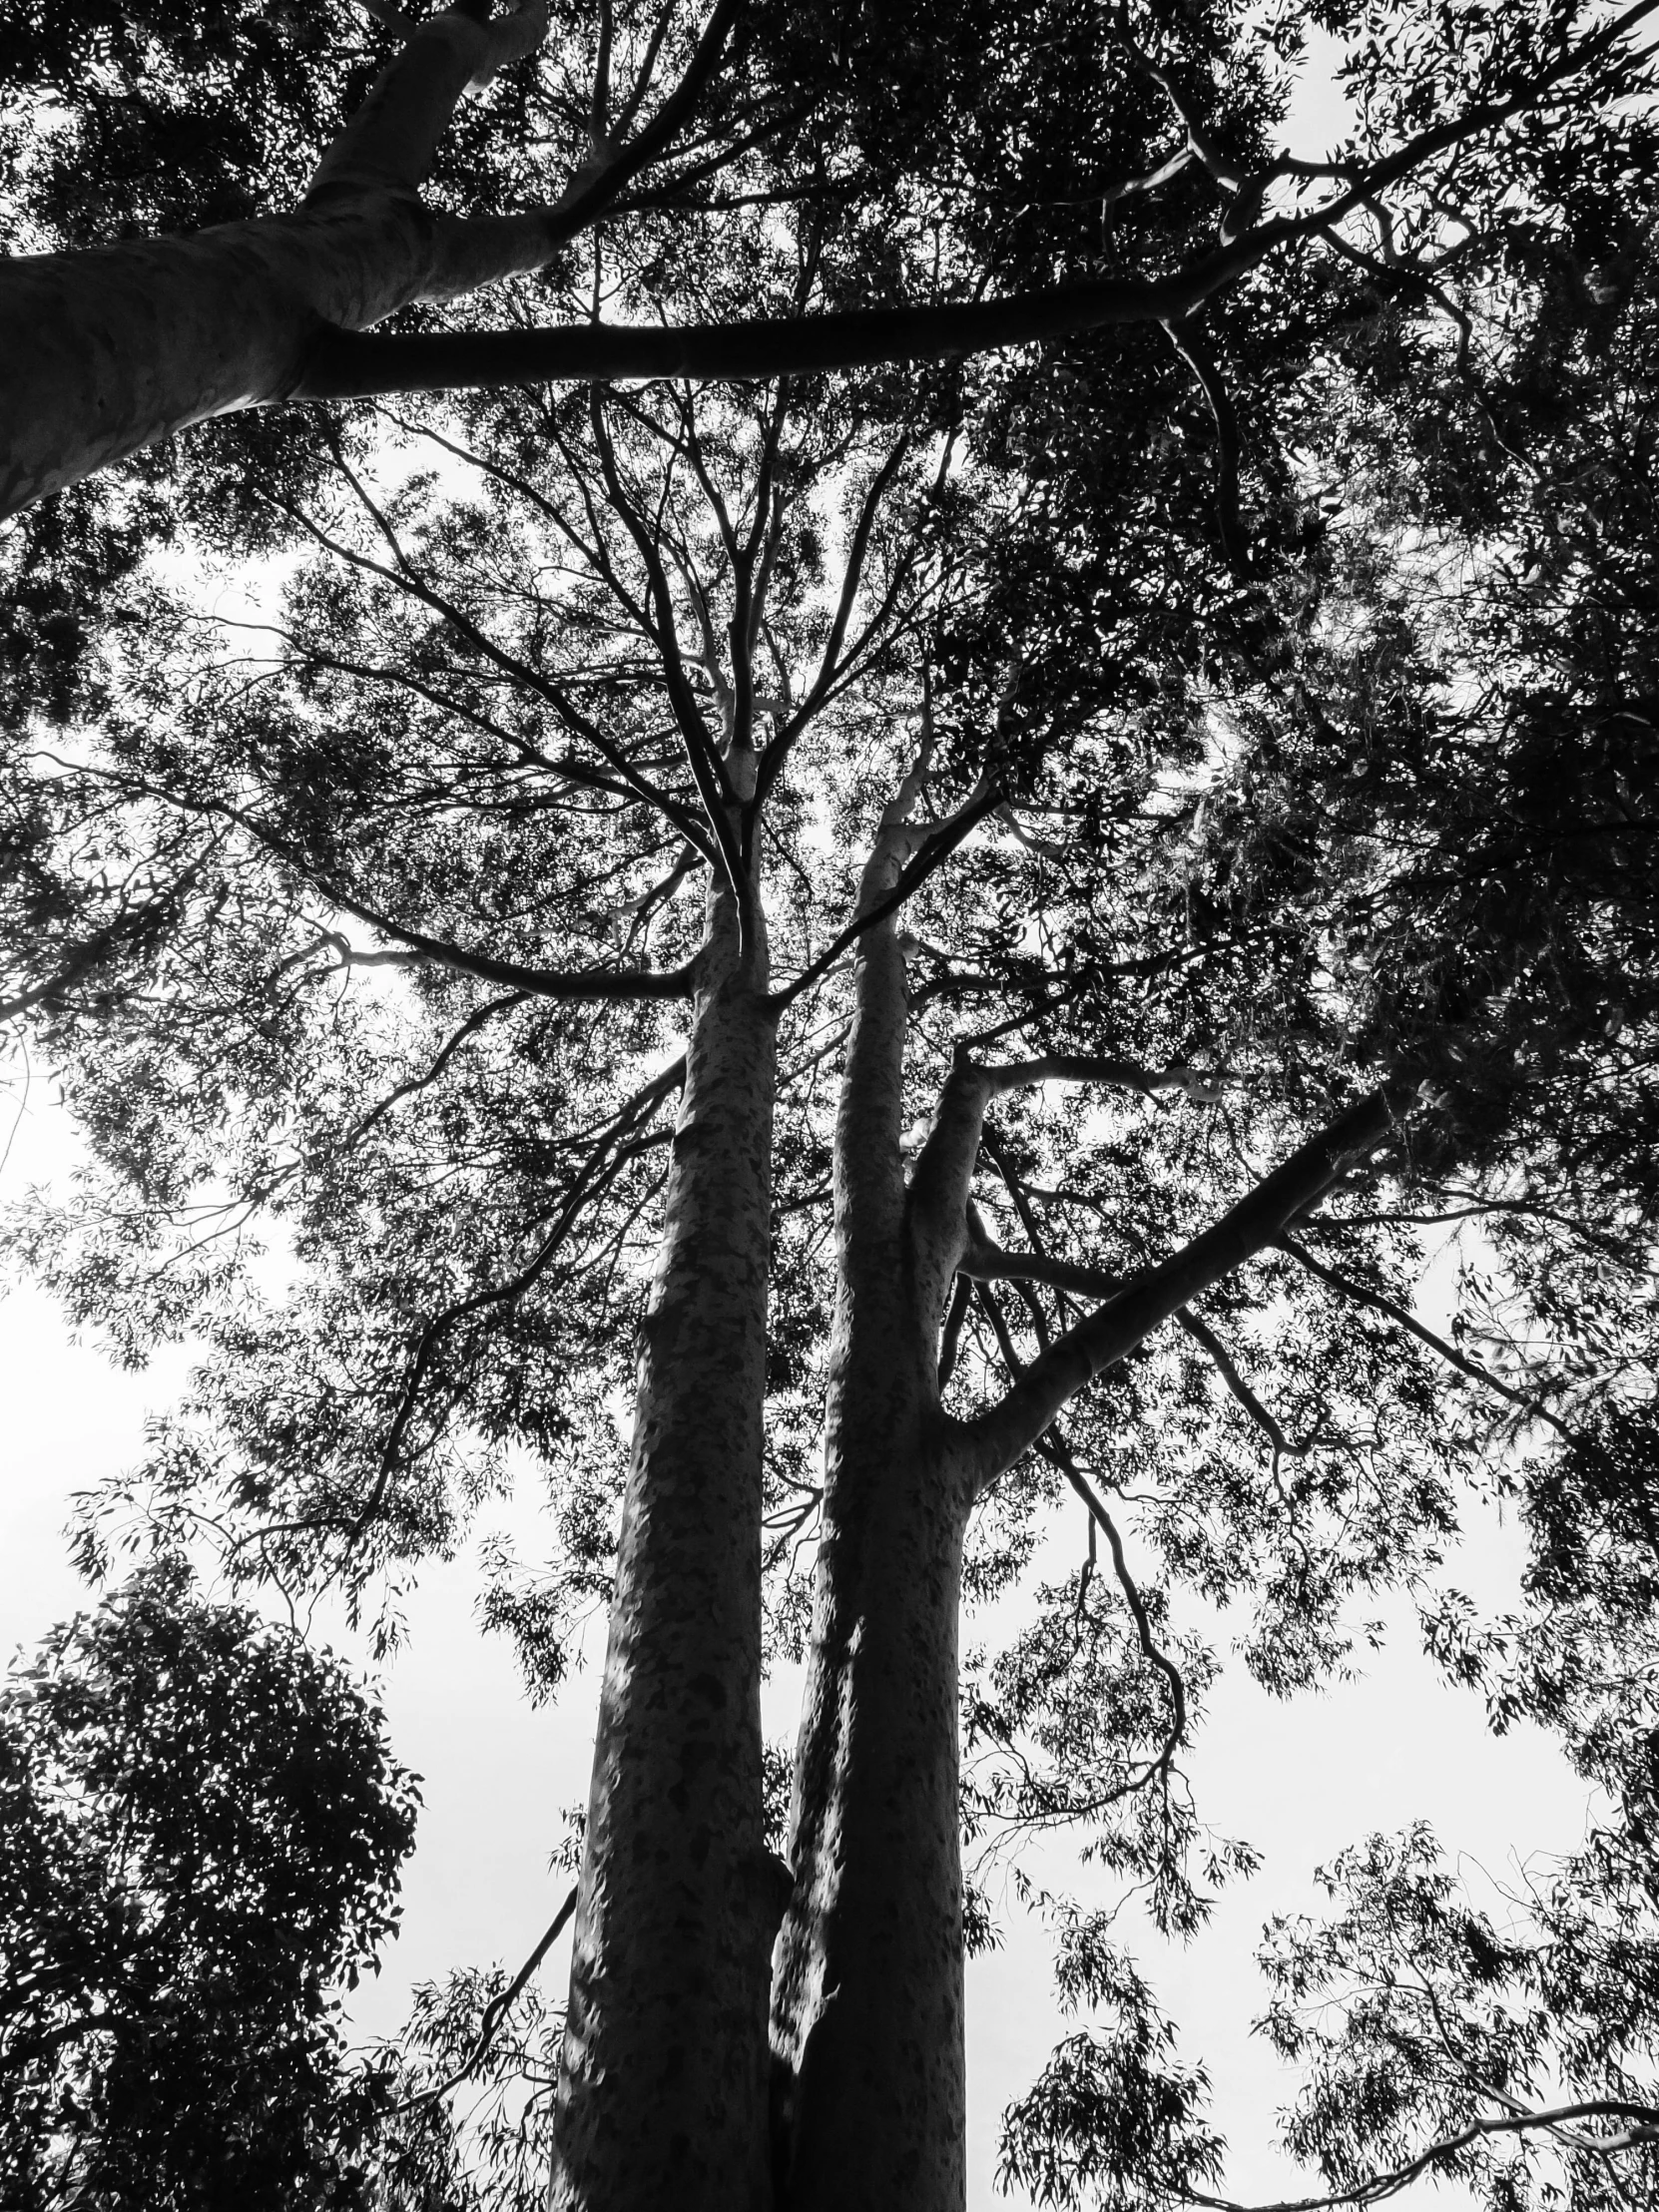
(1161, 315, 1248, 581)
(963, 1087, 1408, 1489)
(343, 1057, 684, 1543)
(386, 1884, 578, 2116)
(1183, 2100, 1659, 2212)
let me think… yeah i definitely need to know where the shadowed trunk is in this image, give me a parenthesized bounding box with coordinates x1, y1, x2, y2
(551, 875, 780, 2212)
(771, 819, 976, 2212)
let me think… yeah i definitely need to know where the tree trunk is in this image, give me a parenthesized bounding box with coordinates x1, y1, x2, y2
(773, 1346, 973, 2212)
(772, 826, 975, 2212)
(0, 6, 549, 518)
(551, 876, 780, 2212)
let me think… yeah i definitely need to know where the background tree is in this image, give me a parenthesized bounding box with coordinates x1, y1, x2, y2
(0, 1559, 418, 2211)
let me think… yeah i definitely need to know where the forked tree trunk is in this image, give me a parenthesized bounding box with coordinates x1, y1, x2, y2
(772, 826, 976, 2212)
(551, 877, 781, 2212)
(767, 806, 1408, 2203)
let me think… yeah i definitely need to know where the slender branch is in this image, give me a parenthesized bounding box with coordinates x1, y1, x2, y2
(1050, 1441, 1187, 1781)
(311, 907, 695, 1000)
(266, 493, 715, 857)
(341, 1059, 684, 1544)
(959, 1236, 1121, 1303)
(1182, 2100, 1659, 2212)
(968, 1285, 1187, 1799)
(986, 1053, 1226, 1102)
(758, 433, 911, 805)
(341, 989, 527, 1150)
(1175, 1306, 1296, 1461)
(538, 0, 747, 246)
(386, 1885, 579, 2115)
(769, 781, 1000, 1012)
(585, 386, 755, 935)
(1276, 1232, 1575, 1441)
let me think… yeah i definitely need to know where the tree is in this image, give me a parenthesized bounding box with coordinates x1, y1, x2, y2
(7, 3, 1659, 2208)
(0, 1558, 418, 2210)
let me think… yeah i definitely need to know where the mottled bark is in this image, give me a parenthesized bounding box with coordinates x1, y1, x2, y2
(551, 873, 779, 2212)
(772, 823, 977, 2212)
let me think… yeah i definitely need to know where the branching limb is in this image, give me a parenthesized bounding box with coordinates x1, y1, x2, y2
(1182, 2100, 1659, 2212)
(964, 1086, 1408, 1490)
(310, 1057, 682, 1552)
(299, 0, 1659, 399)
(969, 1283, 1187, 1794)
(758, 433, 912, 806)
(585, 387, 756, 941)
(264, 492, 716, 858)
(1049, 1438, 1187, 1784)
(310, 913, 695, 1000)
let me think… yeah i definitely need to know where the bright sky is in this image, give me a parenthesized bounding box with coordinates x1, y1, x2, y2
(0, 26, 1597, 2210)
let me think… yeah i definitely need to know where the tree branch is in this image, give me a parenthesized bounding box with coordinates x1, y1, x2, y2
(1182, 2100, 1659, 2212)
(386, 1883, 578, 2115)
(963, 1087, 1407, 1489)
(769, 780, 1000, 1012)
(1276, 1232, 1575, 1442)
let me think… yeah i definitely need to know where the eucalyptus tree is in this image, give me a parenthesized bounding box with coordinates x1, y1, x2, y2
(9, 5, 1659, 2211)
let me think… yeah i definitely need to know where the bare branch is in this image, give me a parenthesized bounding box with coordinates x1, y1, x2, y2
(386, 1885, 578, 2115)
(769, 779, 1000, 1013)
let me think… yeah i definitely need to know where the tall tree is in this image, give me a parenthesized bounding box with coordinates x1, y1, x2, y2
(8, 3, 1659, 2207)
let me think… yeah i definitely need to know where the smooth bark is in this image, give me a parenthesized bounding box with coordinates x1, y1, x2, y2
(0, 4, 551, 517)
(550, 873, 780, 2212)
(4, 0, 1645, 515)
(772, 823, 976, 2212)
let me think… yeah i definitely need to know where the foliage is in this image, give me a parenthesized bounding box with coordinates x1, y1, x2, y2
(6, 0, 1659, 2202)
(0, 1559, 418, 2210)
